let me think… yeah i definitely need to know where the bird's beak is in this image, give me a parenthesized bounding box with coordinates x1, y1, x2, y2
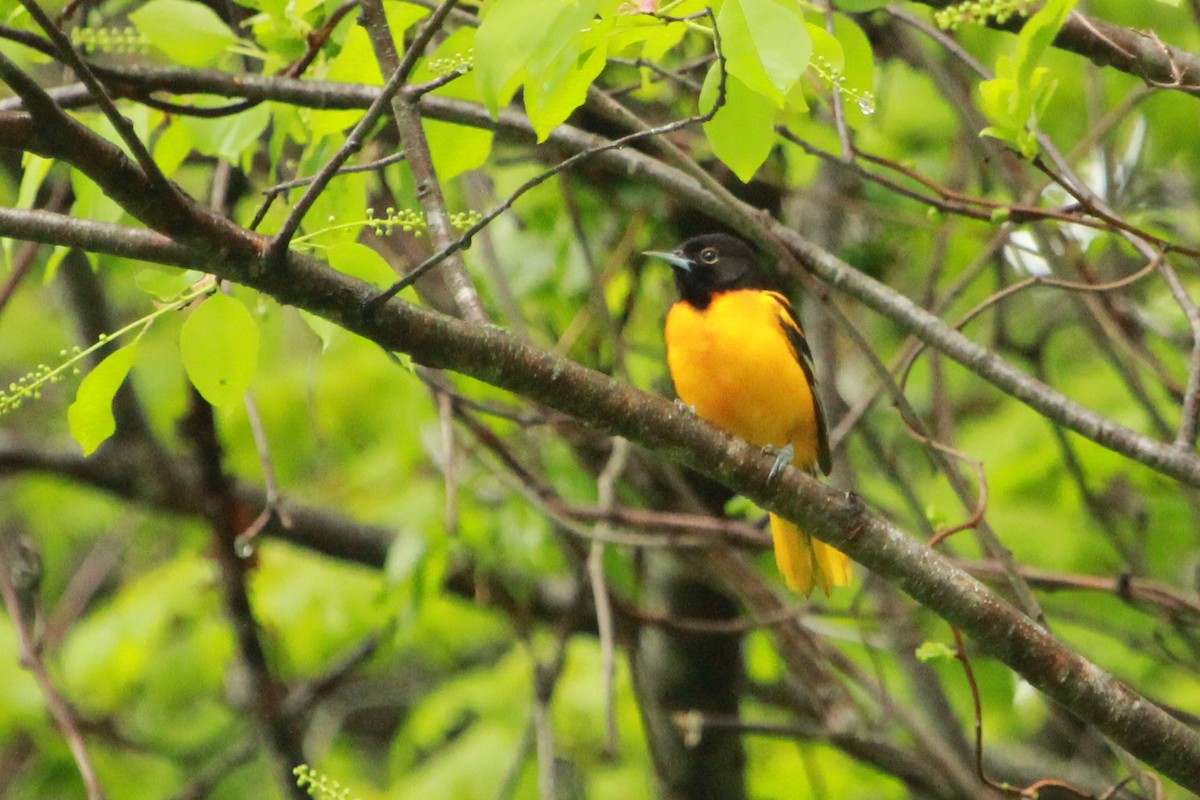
(643, 250, 693, 272)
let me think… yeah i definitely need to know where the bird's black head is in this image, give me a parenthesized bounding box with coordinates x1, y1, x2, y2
(645, 233, 762, 309)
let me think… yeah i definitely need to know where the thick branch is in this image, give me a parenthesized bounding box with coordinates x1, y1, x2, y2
(0, 207, 192, 264)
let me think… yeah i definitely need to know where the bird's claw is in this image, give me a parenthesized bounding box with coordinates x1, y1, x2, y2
(764, 443, 794, 481)
(674, 398, 697, 414)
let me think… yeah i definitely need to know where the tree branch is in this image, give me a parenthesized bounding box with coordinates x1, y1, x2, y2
(178, 392, 307, 799)
(6, 210, 1190, 786)
(357, 0, 488, 323)
(5, 72, 1197, 487)
(0, 533, 106, 800)
(5, 189, 1198, 782)
(909, 0, 1200, 97)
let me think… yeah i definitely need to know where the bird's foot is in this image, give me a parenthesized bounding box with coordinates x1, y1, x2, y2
(674, 398, 697, 414)
(763, 443, 794, 481)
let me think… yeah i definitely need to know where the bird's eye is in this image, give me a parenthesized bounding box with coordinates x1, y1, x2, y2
(699, 247, 718, 264)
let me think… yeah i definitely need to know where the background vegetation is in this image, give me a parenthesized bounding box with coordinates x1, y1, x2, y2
(1, 0, 1199, 798)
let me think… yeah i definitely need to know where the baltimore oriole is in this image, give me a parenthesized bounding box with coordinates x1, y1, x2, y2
(646, 233, 851, 595)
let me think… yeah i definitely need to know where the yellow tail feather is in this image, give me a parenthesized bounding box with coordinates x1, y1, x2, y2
(768, 514, 852, 596)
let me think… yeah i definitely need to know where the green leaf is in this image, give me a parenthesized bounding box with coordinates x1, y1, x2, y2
(1012, 0, 1077, 89)
(179, 293, 259, 409)
(807, 22, 845, 75)
(384, 0, 430, 47)
(68, 344, 139, 456)
(130, 0, 238, 68)
(298, 309, 338, 351)
(70, 170, 124, 226)
(609, 8, 685, 57)
(474, 0, 599, 116)
(976, 0, 1076, 157)
(385, 533, 426, 585)
(717, 0, 811, 107)
(701, 66, 776, 183)
(832, 15, 875, 122)
(525, 21, 610, 141)
(723, 494, 765, 520)
(325, 25, 383, 87)
(43, 246, 69, 282)
(325, 242, 396, 288)
(308, 22, 388, 136)
(303, 162, 369, 245)
(152, 120, 193, 177)
(522, 0, 602, 78)
(4, 153, 52, 267)
(915, 641, 958, 664)
(134, 268, 194, 301)
(75, 106, 153, 162)
(179, 103, 271, 165)
(475, 0, 541, 113)
(17, 154, 52, 210)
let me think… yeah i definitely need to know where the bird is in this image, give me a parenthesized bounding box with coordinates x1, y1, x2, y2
(645, 233, 851, 595)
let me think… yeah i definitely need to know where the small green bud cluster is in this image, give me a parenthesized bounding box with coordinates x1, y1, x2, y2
(366, 207, 483, 237)
(294, 765, 356, 800)
(810, 55, 876, 116)
(0, 348, 83, 417)
(71, 25, 150, 54)
(449, 209, 484, 231)
(367, 206, 426, 237)
(425, 47, 473, 77)
(934, 0, 1032, 30)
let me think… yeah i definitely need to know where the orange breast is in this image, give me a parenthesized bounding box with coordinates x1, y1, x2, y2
(665, 290, 821, 469)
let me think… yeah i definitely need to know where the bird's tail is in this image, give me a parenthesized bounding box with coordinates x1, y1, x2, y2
(768, 513, 852, 596)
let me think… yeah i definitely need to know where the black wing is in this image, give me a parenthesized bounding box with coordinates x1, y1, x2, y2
(774, 294, 833, 475)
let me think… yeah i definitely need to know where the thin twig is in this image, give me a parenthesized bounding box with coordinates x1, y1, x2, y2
(368, 112, 706, 307)
(439, 391, 459, 536)
(17, 0, 174, 196)
(819, 293, 1048, 625)
(951, 251, 1165, 339)
(243, 393, 293, 533)
(268, 0, 459, 261)
(359, 0, 488, 322)
(369, 5, 728, 309)
(823, 0, 852, 161)
(951, 628, 1098, 800)
(951, 627, 991, 790)
(590, 437, 629, 757)
(1160, 261, 1200, 448)
(924, 445, 989, 548)
(0, 534, 106, 800)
